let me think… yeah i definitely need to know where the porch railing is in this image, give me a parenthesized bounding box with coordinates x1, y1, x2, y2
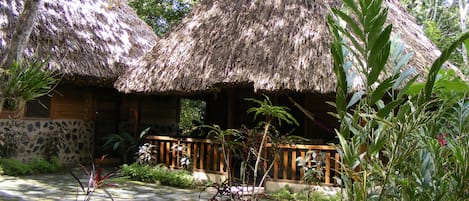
(145, 135, 226, 174)
(144, 135, 339, 185)
(264, 143, 340, 184)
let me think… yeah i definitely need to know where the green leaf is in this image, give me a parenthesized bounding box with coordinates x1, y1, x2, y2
(113, 142, 121, 152)
(393, 52, 414, 74)
(329, 14, 348, 118)
(393, 68, 416, 90)
(367, 25, 392, 86)
(464, 38, 469, 58)
(397, 76, 418, 99)
(347, 91, 365, 108)
(343, 0, 363, 24)
(366, 9, 388, 48)
(425, 31, 469, 100)
(377, 99, 403, 118)
(370, 76, 393, 105)
(332, 8, 365, 42)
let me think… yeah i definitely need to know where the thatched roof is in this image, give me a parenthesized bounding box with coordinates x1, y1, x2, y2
(115, 0, 449, 94)
(0, 0, 157, 87)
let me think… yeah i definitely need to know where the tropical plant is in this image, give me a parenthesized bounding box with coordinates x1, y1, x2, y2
(268, 185, 340, 201)
(179, 99, 206, 136)
(206, 124, 241, 185)
(103, 127, 149, 163)
(0, 59, 58, 115)
(201, 179, 245, 201)
(402, 0, 469, 74)
(206, 96, 300, 201)
(136, 143, 157, 165)
(70, 155, 117, 201)
(171, 143, 192, 171)
(328, 0, 469, 200)
(0, 157, 61, 176)
(296, 150, 326, 185)
(245, 95, 299, 200)
(120, 162, 194, 188)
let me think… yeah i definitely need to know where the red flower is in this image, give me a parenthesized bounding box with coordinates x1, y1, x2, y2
(437, 134, 447, 146)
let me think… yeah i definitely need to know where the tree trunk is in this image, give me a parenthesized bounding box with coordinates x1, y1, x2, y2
(0, 0, 44, 68)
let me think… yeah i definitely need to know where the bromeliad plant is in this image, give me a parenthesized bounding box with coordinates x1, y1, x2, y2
(0, 59, 58, 115)
(328, 0, 469, 200)
(70, 155, 117, 201)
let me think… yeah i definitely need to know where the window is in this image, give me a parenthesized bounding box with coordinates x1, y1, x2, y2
(24, 96, 51, 118)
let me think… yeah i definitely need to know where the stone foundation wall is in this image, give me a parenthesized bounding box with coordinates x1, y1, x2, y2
(0, 119, 94, 165)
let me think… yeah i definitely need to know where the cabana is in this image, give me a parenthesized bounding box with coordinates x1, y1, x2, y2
(0, 0, 179, 165)
(115, 0, 452, 185)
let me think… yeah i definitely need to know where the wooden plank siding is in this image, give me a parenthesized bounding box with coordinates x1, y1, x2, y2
(50, 84, 95, 120)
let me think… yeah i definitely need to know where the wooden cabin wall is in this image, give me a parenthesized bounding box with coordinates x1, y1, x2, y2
(274, 93, 306, 138)
(304, 93, 338, 144)
(205, 91, 229, 129)
(118, 95, 179, 137)
(138, 96, 180, 135)
(50, 84, 94, 120)
(204, 87, 338, 144)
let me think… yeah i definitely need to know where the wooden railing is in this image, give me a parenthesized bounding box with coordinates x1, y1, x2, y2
(144, 136, 339, 184)
(145, 135, 226, 174)
(264, 143, 339, 184)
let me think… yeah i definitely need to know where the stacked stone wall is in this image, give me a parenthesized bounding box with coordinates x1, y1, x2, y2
(0, 119, 94, 165)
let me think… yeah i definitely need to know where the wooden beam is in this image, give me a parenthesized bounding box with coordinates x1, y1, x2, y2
(227, 88, 234, 128)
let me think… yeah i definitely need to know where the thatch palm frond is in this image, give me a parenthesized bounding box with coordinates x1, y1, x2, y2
(0, 0, 157, 87)
(115, 0, 458, 95)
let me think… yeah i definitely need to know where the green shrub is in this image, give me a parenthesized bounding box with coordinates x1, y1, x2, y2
(29, 157, 61, 173)
(269, 186, 340, 201)
(121, 162, 194, 188)
(269, 187, 295, 201)
(328, 0, 469, 199)
(0, 157, 62, 176)
(0, 158, 32, 176)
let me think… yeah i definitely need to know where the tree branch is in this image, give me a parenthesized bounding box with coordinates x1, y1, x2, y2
(1, 0, 44, 68)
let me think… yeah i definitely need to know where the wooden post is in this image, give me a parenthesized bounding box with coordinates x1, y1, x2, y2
(283, 150, 288, 179)
(300, 151, 305, 180)
(220, 150, 225, 174)
(335, 153, 340, 179)
(213, 144, 218, 171)
(200, 143, 205, 170)
(187, 143, 192, 169)
(227, 88, 234, 128)
(171, 141, 176, 169)
(193, 143, 198, 170)
(291, 150, 297, 180)
(274, 156, 279, 180)
(166, 141, 171, 165)
(207, 143, 212, 171)
(325, 152, 331, 184)
(159, 141, 164, 163)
